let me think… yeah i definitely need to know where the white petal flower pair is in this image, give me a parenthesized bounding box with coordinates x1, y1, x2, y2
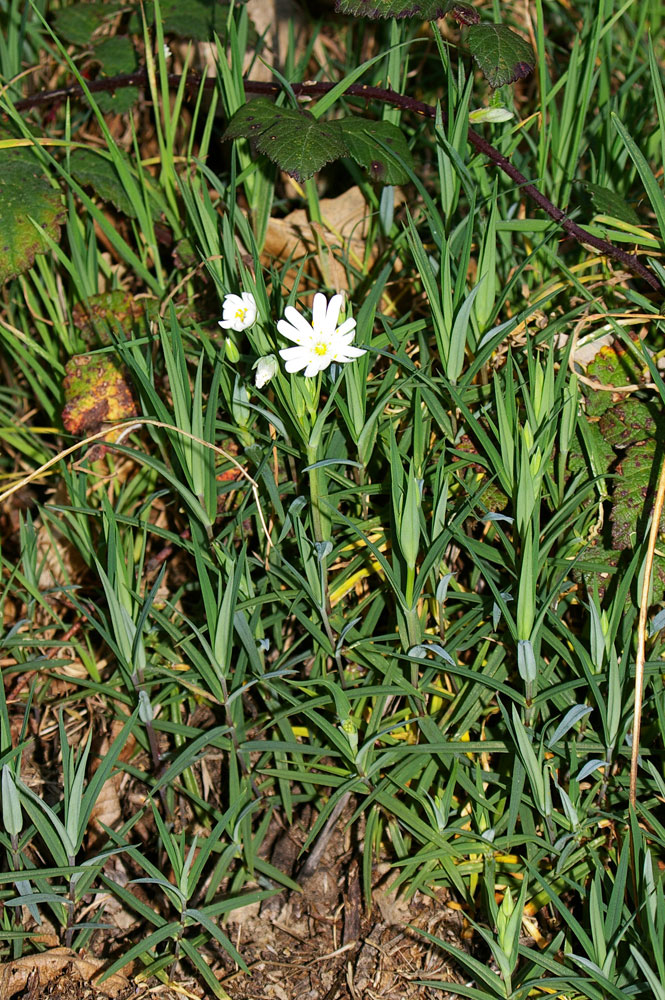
(277, 292, 365, 378)
(218, 292, 257, 333)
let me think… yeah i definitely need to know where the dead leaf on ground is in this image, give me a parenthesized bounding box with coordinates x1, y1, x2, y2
(87, 721, 136, 849)
(261, 185, 401, 295)
(0, 948, 130, 1000)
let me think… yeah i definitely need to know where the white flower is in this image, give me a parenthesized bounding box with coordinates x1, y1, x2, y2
(162, 43, 172, 60)
(277, 292, 365, 378)
(253, 353, 278, 388)
(218, 292, 257, 332)
(469, 106, 514, 124)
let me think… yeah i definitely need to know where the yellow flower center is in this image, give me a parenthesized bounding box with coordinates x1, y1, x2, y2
(235, 308, 247, 320)
(314, 341, 328, 356)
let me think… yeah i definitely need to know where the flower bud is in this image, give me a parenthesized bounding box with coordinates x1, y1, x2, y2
(253, 354, 278, 389)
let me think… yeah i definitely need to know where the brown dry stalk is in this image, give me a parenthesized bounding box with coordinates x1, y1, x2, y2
(0, 419, 272, 549)
(630, 446, 665, 808)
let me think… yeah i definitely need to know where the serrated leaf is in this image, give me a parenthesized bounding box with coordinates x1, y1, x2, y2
(583, 343, 645, 417)
(131, 0, 228, 40)
(223, 99, 347, 182)
(224, 99, 412, 184)
(585, 182, 641, 227)
(611, 439, 665, 550)
(72, 290, 152, 344)
(570, 545, 620, 601)
(598, 398, 660, 448)
(91, 36, 139, 112)
(52, 1, 122, 46)
(62, 354, 138, 437)
(335, 0, 456, 18)
(93, 36, 137, 75)
(70, 148, 138, 218)
(0, 147, 65, 285)
(338, 118, 413, 184)
(466, 22, 534, 88)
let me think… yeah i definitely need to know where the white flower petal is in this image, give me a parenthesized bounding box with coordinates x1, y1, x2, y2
(284, 356, 310, 373)
(279, 346, 306, 361)
(336, 319, 357, 338)
(304, 359, 325, 377)
(254, 354, 278, 388)
(277, 319, 306, 343)
(312, 293, 328, 331)
(324, 294, 343, 331)
(282, 305, 314, 340)
(277, 293, 365, 380)
(219, 291, 257, 332)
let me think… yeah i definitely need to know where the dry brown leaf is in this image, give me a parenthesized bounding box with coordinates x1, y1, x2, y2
(262, 186, 373, 291)
(0, 948, 130, 1000)
(87, 721, 136, 848)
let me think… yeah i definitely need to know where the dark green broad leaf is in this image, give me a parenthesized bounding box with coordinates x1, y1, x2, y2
(130, 0, 228, 40)
(334, 0, 478, 21)
(223, 98, 413, 183)
(70, 148, 136, 218)
(0, 145, 65, 285)
(337, 119, 414, 184)
(466, 23, 534, 88)
(69, 148, 161, 220)
(92, 36, 139, 114)
(224, 100, 347, 182)
(585, 182, 641, 227)
(570, 545, 620, 601)
(52, 2, 122, 46)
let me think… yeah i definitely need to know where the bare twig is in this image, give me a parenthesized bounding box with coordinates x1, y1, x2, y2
(11, 71, 663, 292)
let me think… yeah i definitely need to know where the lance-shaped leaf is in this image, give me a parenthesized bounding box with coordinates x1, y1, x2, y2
(466, 23, 535, 88)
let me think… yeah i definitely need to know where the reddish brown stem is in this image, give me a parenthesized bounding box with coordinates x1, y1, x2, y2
(11, 70, 662, 291)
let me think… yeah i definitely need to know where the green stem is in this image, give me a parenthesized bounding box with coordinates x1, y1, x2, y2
(306, 443, 329, 543)
(304, 178, 332, 289)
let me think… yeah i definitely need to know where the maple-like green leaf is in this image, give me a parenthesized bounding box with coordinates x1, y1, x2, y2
(224, 99, 347, 182)
(0, 146, 66, 285)
(338, 119, 414, 184)
(466, 23, 534, 88)
(224, 98, 413, 184)
(334, 0, 458, 19)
